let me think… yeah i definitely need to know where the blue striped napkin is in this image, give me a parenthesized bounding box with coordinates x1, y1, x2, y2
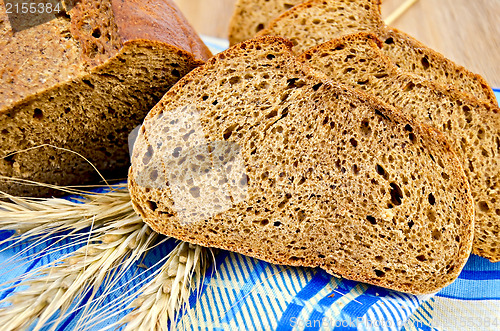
(0, 38, 498, 331)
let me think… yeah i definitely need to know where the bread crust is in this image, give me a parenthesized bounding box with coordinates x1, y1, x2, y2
(110, 0, 212, 62)
(129, 36, 474, 294)
(228, 0, 306, 45)
(257, 0, 381, 41)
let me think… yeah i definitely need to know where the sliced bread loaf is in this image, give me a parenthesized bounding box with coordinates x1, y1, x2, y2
(128, 36, 474, 294)
(0, 0, 211, 196)
(255, 0, 497, 106)
(228, 0, 305, 45)
(298, 33, 500, 262)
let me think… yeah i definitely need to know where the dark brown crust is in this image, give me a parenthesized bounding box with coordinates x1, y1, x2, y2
(111, 0, 212, 62)
(69, 0, 211, 66)
(129, 36, 475, 294)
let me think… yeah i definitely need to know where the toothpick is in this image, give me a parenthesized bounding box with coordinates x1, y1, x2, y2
(385, 0, 420, 25)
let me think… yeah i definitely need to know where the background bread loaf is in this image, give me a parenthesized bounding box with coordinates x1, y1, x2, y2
(0, 0, 211, 196)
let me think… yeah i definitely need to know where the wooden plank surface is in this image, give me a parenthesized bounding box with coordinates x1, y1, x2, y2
(172, 0, 500, 87)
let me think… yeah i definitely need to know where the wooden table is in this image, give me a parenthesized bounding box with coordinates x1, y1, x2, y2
(173, 0, 500, 88)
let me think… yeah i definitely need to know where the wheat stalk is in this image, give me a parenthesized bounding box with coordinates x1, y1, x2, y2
(0, 214, 157, 331)
(0, 183, 131, 236)
(0, 184, 138, 281)
(0, 180, 211, 330)
(117, 242, 209, 331)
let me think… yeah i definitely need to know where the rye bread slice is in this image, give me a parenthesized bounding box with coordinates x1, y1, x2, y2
(228, 0, 305, 45)
(0, 0, 211, 197)
(128, 36, 474, 294)
(298, 33, 500, 262)
(254, 0, 497, 107)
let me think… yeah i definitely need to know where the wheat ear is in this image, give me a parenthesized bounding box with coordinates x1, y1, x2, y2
(116, 242, 209, 331)
(0, 184, 136, 284)
(0, 183, 131, 236)
(0, 214, 157, 331)
(0, 181, 211, 330)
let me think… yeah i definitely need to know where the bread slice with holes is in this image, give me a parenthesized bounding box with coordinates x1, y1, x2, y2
(0, 0, 211, 197)
(298, 33, 500, 262)
(228, 0, 305, 45)
(128, 36, 474, 294)
(254, 0, 497, 106)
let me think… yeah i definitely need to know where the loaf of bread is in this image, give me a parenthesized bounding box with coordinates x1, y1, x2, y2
(298, 33, 500, 262)
(228, 0, 304, 45)
(0, 0, 211, 196)
(254, 0, 497, 106)
(128, 36, 474, 294)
